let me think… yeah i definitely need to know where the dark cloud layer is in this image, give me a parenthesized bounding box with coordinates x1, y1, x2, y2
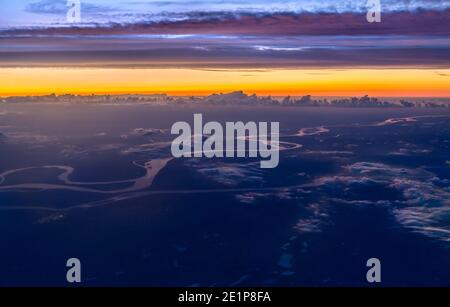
(0, 45, 449, 69)
(2, 10, 450, 36)
(1, 9, 449, 69)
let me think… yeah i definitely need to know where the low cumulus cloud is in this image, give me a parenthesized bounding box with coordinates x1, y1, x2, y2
(309, 162, 450, 243)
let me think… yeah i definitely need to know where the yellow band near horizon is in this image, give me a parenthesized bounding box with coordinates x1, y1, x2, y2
(0, 68, 449, 98)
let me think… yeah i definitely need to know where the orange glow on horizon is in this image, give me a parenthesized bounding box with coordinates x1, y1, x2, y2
(0, 68, 449, 98)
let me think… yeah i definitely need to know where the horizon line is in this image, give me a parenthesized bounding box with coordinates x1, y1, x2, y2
(2, 91, 450, 100)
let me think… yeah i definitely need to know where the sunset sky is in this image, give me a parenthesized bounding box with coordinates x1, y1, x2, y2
(0, 0, 449, 97)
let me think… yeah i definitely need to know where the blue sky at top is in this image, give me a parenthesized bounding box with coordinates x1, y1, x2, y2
(1, 0, 449, 28)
